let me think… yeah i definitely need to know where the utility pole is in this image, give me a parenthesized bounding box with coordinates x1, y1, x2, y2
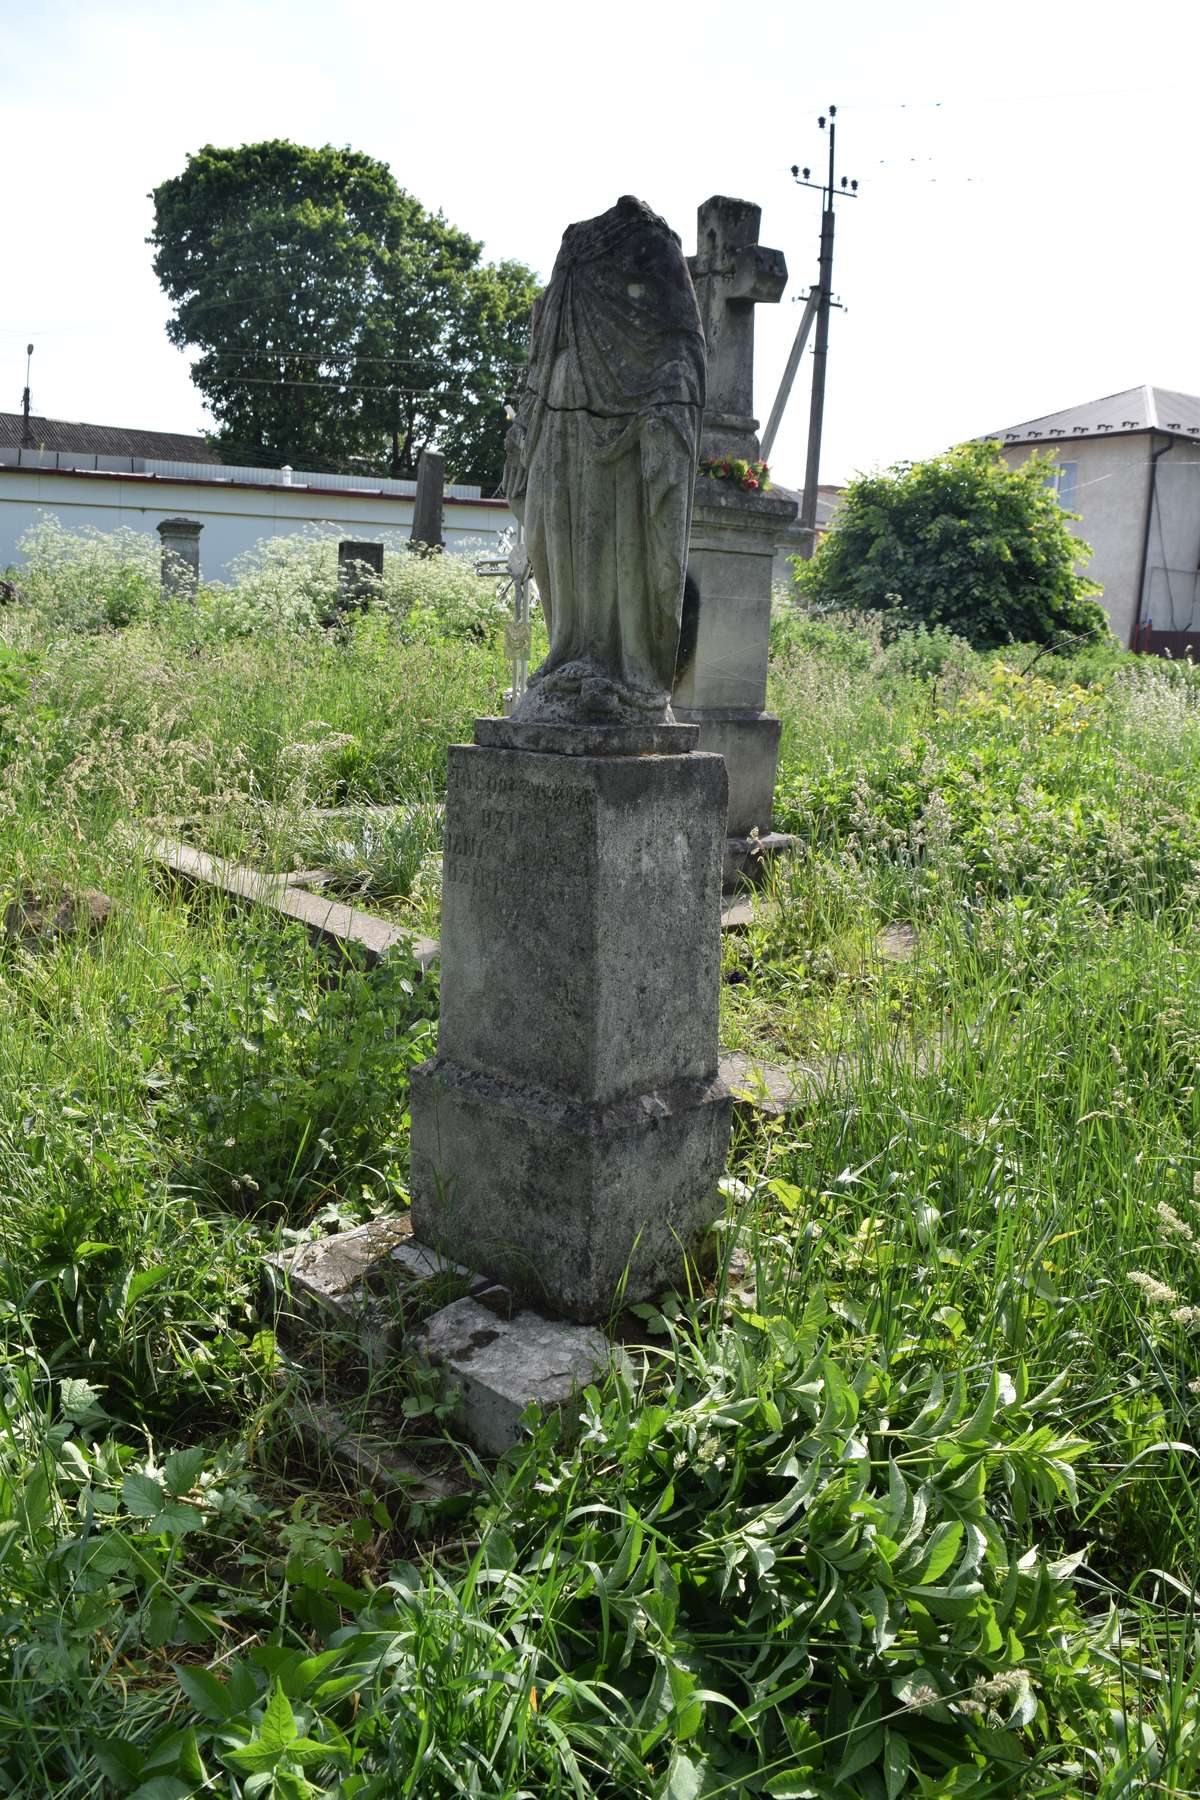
(791, 108, 857, 558)
(20, 343, 34, 447)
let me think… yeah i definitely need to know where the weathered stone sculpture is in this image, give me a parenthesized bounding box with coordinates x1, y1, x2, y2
(410, 198, 730, 1324)
(504, 195, 706, 727)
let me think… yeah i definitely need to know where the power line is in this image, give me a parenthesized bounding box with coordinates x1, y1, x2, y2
(209, 373, 489, 399)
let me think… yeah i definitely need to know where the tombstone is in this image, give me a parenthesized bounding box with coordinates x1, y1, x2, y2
(156, 517, 202, 598)
(410, 195, 731, 1324)
(337, 540, 384, 616)
(409, 448, 445, 550)
(675, 196, 800, 887)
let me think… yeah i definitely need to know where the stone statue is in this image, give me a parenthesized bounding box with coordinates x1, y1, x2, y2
(503, 196, 706, 727)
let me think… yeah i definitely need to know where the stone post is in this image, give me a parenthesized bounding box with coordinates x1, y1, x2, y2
(409, 448, 445, 550)
(156, 517, 202, 598)
(337, 540, 384, 616)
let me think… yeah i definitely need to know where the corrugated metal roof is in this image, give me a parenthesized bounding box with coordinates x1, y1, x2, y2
(988, 385, 1200, 445)
(0, 413, 220, 461)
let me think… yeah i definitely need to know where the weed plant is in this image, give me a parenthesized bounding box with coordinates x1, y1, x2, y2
(0, 529, 1199, 1793)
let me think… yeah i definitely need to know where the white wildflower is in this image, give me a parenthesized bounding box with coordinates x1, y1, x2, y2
(906, 1684, 940, 1712)
(1172, 1306, 1200, 1328)
(1156, 1202, 1197, 1247)
(1128, 1271, 1179, 1306)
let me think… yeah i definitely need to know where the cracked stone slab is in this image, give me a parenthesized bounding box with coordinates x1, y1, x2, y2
(418, 1297, 613, 1456)
(720, 896, 756, 931)
(719, 1031, 949, 1118)
(264, 1218, 492, 1357)
(148, 837, 438, 972)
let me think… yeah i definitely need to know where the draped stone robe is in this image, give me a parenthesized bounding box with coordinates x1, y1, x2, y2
(504, 196, 706, 726)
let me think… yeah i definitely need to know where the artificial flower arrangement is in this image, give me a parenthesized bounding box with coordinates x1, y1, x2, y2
(699, 455, 771, 493)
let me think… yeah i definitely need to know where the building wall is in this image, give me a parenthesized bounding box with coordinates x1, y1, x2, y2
(1002, 434, 1200, 646)
(1141, 439, 1200, 641)
(1001, 435, 1149, 645)
(0, 466, 513, 581)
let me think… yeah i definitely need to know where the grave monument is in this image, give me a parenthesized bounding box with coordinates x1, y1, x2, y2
(337, 540, 384, 616)
(409, 448, 445, 551)
(410, 196, 731, 1323)
(157, 517, 202, 598)
(674, 196, 799, 886)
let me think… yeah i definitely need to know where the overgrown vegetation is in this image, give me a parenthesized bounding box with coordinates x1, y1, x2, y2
(0, 522, 1198, 1795)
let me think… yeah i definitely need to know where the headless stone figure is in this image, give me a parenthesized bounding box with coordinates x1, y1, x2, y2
(504, 195, 706, 727)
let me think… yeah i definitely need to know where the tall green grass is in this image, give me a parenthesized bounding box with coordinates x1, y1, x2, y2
(0, 529, 1199, 1793)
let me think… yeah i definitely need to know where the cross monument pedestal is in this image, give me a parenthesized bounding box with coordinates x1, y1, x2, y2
(677, 196, 799, 888)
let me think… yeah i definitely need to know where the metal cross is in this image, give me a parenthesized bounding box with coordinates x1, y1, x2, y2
(474, 527, 534, 714)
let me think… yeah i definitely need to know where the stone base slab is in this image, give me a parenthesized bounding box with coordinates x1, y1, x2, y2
(725, 830, 798, 892)
(411, 1061, 731, 1322)
(263, 1217, 491, 1358)
(418, 1296, 613, 1456)
(474, 716, 698, 757)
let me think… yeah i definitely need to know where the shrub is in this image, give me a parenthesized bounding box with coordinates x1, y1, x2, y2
(797, 440, 1110, 651)
(15, 516, 160, 632)
(200, 528, 514, 643)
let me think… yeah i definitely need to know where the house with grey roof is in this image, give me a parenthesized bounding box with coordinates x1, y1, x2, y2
(988, 385, 1200, 652)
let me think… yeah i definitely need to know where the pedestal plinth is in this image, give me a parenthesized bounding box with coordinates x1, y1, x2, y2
(675, 477, 799, 888)
(410, 731, 731, 1322)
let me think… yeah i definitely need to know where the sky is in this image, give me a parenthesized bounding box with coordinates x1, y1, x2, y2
(2, 0, 1199, 490)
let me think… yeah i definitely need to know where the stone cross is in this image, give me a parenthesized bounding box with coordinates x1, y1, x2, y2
(688, 196, 787, 462)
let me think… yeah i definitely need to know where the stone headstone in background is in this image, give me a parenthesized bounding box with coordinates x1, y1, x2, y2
(410, 196, 731, 1324)
(409, 449, 445, 550)
(157, 517, 202, 598)
(337, 540, 384, 615)
(676, 196, 799, 887)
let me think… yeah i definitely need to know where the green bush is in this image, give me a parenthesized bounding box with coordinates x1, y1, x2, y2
(797, 441, 1110, 651)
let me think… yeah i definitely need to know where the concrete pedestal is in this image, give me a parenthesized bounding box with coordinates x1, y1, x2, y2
(410, 734, 731, 1322)
(675, 478, 798, 887)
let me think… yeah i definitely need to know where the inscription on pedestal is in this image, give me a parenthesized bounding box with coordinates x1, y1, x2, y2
(437, 747, 724, 1107)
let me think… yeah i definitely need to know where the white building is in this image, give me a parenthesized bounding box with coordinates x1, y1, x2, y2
(989, 386, 1200, 652)
(0, 413, 511, 578)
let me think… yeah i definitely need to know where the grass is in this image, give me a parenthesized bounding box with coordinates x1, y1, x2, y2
(1, 527, 1200, 1793)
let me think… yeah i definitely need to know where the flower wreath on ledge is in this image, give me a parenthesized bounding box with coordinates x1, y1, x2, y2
(699, 455, 771, 494)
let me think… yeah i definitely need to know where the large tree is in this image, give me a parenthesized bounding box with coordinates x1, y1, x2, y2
(798, 440, 1109, 650)
(149, 142, 537, 488)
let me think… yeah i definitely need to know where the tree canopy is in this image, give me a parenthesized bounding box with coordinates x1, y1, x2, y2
(798, 440, 1109, 650)
(149, 142, 538, 489)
